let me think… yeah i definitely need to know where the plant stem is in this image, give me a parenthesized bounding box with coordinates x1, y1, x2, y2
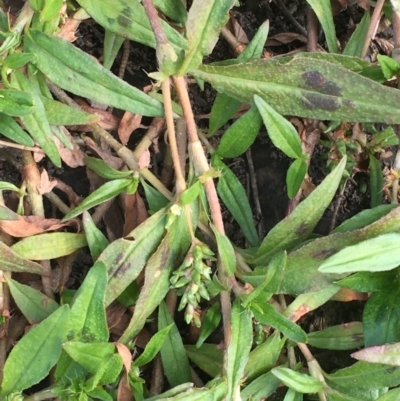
(360, 0, 385, 59)
(21, 151, 54, 300)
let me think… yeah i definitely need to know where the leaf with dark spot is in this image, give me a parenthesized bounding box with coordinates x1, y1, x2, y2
(194, 57, 400, 124)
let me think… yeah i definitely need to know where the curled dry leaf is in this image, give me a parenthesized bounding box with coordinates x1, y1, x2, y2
(53, 128, 85, 167)
(36, 170, 57, 195)
(117, 372, 134, 401)
(114, 342, 132, 372)
(138, 149, 151, 169)
(266, 32, 307, 46)
(0, 212, 78, 238)
(84, 136, 124, 170)
(122, 192, 149, 236)
(118, 111, 143, 145)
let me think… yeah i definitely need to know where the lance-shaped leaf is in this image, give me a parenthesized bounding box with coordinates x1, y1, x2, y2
(240, 371, 281, 400)
(11, 70, 61, 166)
(99, 207, 168, 305)
(272, 367, 323, 394)
(0, 112, 34, 146)
(352, 343, 400, 366)
(76, 0, 186, 52)
(277, 206, 400, 295)
(179, 0, 237, 74)
(318, 234, 400, 274)
(7, 278, 59, 324)
(24, 29, 164, 117)
(193, 58, 400, 124)
(158, 302, 191, 386)
(0, 89, 34, 116)
(0, 305, 69, 397)
(307, 322, 364, 350)
(306, 0, 338, 53)
(119, 203, 196, 343)
(68, 261, 108, 342)
(253, 157, 346, 265)
(0, 241, 44, 274)
(226, 299, 253, 399)
(154, 0, 187, 23)
(11, 232, 87, 260)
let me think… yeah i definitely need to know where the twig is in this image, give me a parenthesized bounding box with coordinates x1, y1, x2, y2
(329, 180, 347, 233)
(246, 148, 264, 239)
(274, 0, 307, 37)
(118, 39, 130, 79)
(360, 0, 386, 59)
(0, 139, 44, 153)
(307, 6, 319, 52)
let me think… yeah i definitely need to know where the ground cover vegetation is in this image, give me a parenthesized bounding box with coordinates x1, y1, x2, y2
(2, 0, 400, 400)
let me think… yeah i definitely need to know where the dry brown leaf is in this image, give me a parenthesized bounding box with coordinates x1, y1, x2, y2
(118, 112, 143, 145)
(117, 372, 134, 401)
(53, 128, 85, 167)
(84, 137, 124, 170)
(137, 149, 151, 169)
(36, 170, 57, 195)
(122, 192, 149, 236)
(114, 342, 132, 372)
(227, 15, 249, 44)
(0, 213, 78, 237)
(266, 32, 307, 46)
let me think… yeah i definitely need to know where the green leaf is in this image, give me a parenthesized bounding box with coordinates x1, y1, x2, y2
(325, 361, 400, 393)
(307, 322, 364, 350)
(103, 30, 125, 70)
(279, 206, 400, 295)
(133, 323, 173, 367)
(369, 126, 399, 149)
(255, 96, 303, 159)
(333, 205, 397, 233)
(0, 305, 69, 397)
(186, 343, 223, 377)
(251, 302, 307, 343)
(335, 271, 397, 292)
(178, 0, 237, 74)
(369, 155, 383, 208)
(75, 0, 186, 52)
(0, 89, 34, 117)
(196, 302, 221, 348)
(305, 0, 338, 53)
(158, 301, 192, 386)
(343, 12, 370, 57)
(0, 112, 34, 146)
(351, 343, 400, 366)
(180, 181, 201, 205)
(41, 95, 99, 125)
(318, 233, 400, 273)
(272, 367, 323, 394)
(194, 58, 400, 124)
(11, 232, 87, 260)
(141, 179, 170, 214)
(378, 54, 400, 80)
(211, 223, 236, 276)
(283, 285, 340, 321)
(0, 241, 44, 274)
(375, 388, 400, 401)
(7, 278, 59, 324)
(0, 204, 20, 220)
(217, 105, 262, 158)
(209, 94, 241, 136)
(24, 29, 164, 117)
(84, 156, 133, 180)
(11, 70, 61, 166)
(240, 371, 281, 400)
(242, 251, 286, 308)
(226, 298, 253, 400)
(63, 342, 115, 373)
(154, 0, 187, 23)
(69, 261, 108, 342)
(254, 156, 346, 265)
(82, 211, 109, 261)
(283, 388, 303, 401)
(245, 331, 283, 381)
(99, 206, 168, 305)
(214, 156, 260, 247)
(63, 178, 132, 221)
(286, 159, 307, 199)
(120, 203, 196, 342)
(363, 285, 400, 347)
